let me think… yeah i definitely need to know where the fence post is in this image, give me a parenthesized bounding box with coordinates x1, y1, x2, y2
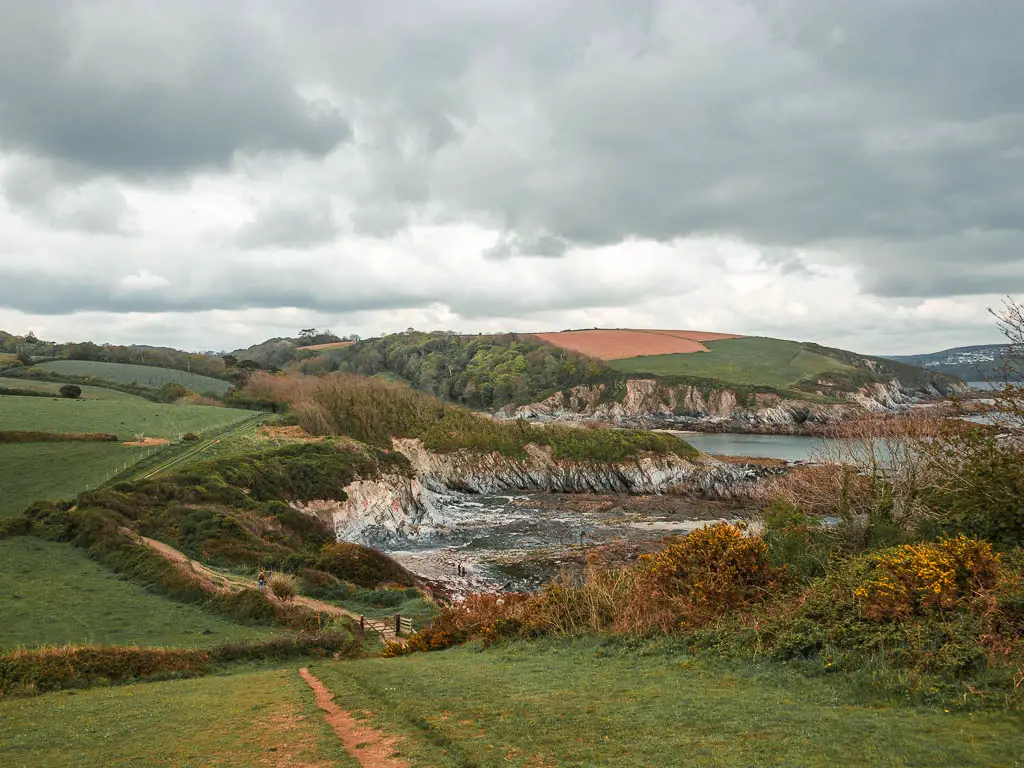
(394, 614, 401, 637)
(360, 616, 365, 631)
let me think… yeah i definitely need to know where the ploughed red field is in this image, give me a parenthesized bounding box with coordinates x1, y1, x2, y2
(532, 329, 743, 361)
(295, 341, 356, 351)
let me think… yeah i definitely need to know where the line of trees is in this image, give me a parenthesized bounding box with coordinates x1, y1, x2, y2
(313, 331, 608, 409)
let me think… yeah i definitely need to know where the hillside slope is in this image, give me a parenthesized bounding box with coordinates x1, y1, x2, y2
(317, 329, 964, 432)
(884, 344, 1009, 381)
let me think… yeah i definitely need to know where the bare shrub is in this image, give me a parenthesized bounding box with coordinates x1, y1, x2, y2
(242, 371, 320, 406)
(770, 410, 963, 528)
(268, 573, 298, 602)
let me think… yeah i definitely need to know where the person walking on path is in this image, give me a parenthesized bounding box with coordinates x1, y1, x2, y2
(258, 570, 266, 591)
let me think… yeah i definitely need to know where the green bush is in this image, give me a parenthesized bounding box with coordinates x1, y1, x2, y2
(761, 503, 844, 583)
(59, 384, 82, 399)
(316, 542, 416, 588)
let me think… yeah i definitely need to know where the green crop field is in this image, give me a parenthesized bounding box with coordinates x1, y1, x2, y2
(0, 376, 145, 401)
(307, 640, 1024, 767)
(609, 336, 852, 388)
(33, 360, 231, 395)
(0, 442, 159, 517)
(0, 538, 280, 650)
(0, 396, 257, 440)
(0, 668, 355, 767)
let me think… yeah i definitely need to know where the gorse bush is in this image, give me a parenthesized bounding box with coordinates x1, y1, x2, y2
(400, 524, 788, 652)
(636, 523, 787, 628)
(855, 537, 1001, 620)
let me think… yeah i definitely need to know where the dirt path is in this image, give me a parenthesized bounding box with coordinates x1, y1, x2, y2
(135, 534, 398, 639)
(299, 667, 410, 768)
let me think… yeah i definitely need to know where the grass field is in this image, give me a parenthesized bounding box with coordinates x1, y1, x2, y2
(0, 667, 356, 767)
(0, 396, 257, 440)
(610, 336, 852, 388)
(0, 442, 159, 517)
(309, 639, 1024, 767)
(0, 538, 281, 650)
(0, 376, 145, 401)
(33, 360, 231, 395)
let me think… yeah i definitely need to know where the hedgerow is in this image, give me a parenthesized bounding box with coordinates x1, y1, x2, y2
(0, 631, 358, 696)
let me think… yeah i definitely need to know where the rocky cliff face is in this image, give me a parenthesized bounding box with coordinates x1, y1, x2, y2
(292, 438, 773, 545)
(496, 377, 965, 434)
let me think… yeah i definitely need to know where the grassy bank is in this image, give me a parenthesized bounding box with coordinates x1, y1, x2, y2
(310, 639, 1024, 767)
(0, 538, 281, 650)
(0, 667, 356, 766)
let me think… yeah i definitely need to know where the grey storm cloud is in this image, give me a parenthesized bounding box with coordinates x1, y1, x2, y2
(0, 0, 351, 177)
(235, 200, 340, 250)
(1, 158, 130, 233)
(1, 0, 1023, 303)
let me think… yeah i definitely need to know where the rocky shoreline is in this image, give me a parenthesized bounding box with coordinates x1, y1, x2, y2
(495, 377, 967, 435)
(292, 437, 778, 547)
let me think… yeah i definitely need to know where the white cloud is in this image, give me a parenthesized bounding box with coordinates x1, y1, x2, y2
(117, 270, 171, 292)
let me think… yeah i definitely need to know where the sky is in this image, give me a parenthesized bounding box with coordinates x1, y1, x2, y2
(0, 1, 1021, 356)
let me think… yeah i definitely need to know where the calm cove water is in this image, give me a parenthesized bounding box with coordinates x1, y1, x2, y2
(670, 432, 828, 462)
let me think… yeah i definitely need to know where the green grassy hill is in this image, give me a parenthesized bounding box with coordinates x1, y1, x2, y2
(0, 442, 159, 517)
(0, 376, 145, 401)
(0, 396, 255, 440)
(0, 538, 279, 649)
(0, 668, 352, 767)
(324, 330, 964, 413)
(2, 639, 1020, 766)
(609, 336, 851, 388)
(0, 397, 259, 517)
(32, 360, 231, 395)
(306, 640, 1024, 767)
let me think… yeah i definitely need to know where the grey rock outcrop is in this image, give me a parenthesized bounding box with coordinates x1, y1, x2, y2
(292, 438, 773, 545)
(496, 377, 966, 434)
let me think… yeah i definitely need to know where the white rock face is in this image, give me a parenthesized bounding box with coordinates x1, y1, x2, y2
(292, 438, 772, 545)
(496, 377, 964, 433)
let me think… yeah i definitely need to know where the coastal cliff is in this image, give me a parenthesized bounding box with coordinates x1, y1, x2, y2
(292, 438, 771, 545)
(496, 377, 967, 434)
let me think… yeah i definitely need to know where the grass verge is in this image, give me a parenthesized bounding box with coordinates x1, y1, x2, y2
(310, 638, 1024, 768)
(0, 667, 358, 766)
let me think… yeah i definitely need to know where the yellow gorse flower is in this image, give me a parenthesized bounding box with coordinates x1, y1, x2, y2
(855, 536, 1000, 620)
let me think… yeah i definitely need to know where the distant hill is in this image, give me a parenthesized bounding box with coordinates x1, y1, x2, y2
(317, 328, 964, 412)
(232, 330, 356, 368)
(883, 344, 1009, 382)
